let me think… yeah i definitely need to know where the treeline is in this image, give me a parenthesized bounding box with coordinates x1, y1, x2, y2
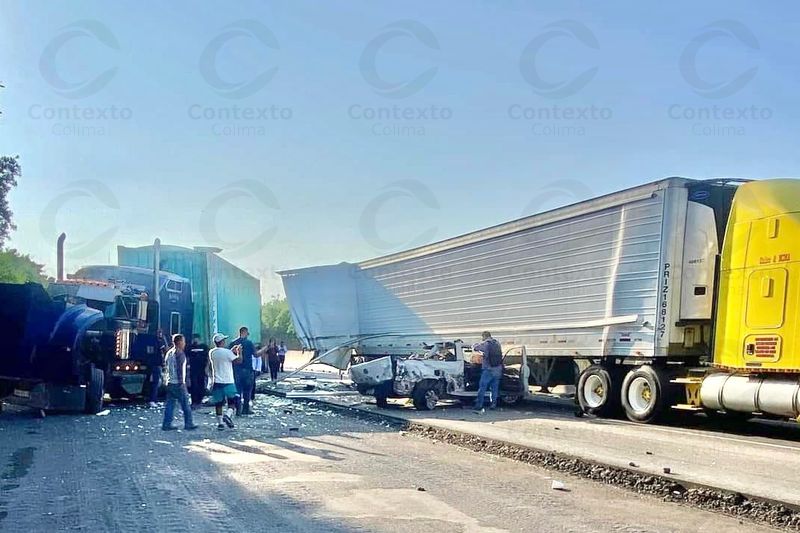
(0, 155, 45, 284)
(0, 249, 47, 284)
(261, 297, 301, 349)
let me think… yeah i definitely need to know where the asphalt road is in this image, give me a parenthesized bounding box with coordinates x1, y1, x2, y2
(343, 393, 800, 508)
(283, 351, 800, 509)
(0, 395, 774, 532)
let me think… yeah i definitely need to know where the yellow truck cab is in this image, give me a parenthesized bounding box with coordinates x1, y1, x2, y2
(715, 179, 800, 372)
(691, 180, 800, 420)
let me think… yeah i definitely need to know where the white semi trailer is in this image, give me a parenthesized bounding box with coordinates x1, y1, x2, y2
(281, 178, 800, 423)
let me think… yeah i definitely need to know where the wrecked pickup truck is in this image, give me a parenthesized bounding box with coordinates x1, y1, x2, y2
(349, 341, 528, 410)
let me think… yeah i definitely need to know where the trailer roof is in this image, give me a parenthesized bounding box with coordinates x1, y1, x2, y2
(365, 177, 700, 269)
(280, 177, 699, 276)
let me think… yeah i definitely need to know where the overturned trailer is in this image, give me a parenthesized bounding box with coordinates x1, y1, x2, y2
(282, 178, 800, 423)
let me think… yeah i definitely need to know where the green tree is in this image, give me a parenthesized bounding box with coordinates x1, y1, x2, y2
(261, 297, 299, 347)
(0, 155, 21, 248)
(0, 249, 47, 284)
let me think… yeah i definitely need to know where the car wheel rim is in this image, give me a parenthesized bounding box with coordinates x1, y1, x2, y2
(583, 374, 606, 408)
(425, 390, 437, 409)
(627, 376, 654, 414)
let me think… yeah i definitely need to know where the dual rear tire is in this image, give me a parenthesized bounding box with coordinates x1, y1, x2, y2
(577, 364, 677, 423)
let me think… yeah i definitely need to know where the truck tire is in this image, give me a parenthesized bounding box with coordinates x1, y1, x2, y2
(577, 365, 621, 417)
(85, 367, 105, 414)
(412, 381, 440, 411)
(620, 365, 675, 423)
(374, 382, 390, 408)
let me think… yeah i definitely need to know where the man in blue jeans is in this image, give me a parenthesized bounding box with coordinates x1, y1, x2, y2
(472, 331, 503, 413)
(162, 334, 198, 430)
(229, 326, 256, 415)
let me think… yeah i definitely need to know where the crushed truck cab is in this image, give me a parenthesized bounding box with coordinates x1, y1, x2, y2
(350, 341, 527, 410)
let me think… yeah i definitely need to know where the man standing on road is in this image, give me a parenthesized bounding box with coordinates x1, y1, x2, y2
(162, 334, 198, 431)
(278, 340, 287, 373)
(187, 334, 208, 408)
(472, 331, 503, 413)
(259, 339, 280, 381)
(209, 333, 242, 430)
(147, 328, 168, 408)
(229, 327, 256, 415)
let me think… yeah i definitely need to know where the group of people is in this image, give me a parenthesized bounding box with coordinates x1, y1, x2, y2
(155, 326, 288, 431)
(155, 327, 502, 430)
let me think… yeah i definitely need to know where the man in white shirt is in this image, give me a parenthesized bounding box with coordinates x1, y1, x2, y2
(208, 333, 242, 430)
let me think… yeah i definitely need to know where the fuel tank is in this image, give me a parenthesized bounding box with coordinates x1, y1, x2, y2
(700, 373, 800, 418)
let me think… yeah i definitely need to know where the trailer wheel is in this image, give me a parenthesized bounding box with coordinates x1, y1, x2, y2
(85, 367, 105, 414)
(621, 366, 674, 423)
(412, 382, 439, 411)
(577, 365, 620, 417)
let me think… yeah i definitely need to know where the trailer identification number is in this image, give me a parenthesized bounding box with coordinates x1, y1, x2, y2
(658, 262, 670, 339)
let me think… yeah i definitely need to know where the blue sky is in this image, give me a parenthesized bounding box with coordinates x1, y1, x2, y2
(1, 1, 798, 297)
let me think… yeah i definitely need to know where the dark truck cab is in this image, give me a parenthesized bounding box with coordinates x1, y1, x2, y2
(47, 278, 164, 401)
(0, 282, 108, 413)
(45, 267, 194, 401)
(0, 232, 195, 414)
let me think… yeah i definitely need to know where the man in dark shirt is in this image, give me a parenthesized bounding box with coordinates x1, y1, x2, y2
(187, 334, 209, 408)
(147, 329, 168, 407)
(229, 326, 256, 415)
(472, 331, 504, 413)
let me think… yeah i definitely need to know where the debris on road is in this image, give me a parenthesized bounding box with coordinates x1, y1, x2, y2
(256, 375, 362, 400)
(663, 467, 672, 474)
(551, 480, 568, 491)
(96, 410, 111, 416)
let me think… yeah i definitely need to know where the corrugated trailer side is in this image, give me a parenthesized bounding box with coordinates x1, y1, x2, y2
(118, 245, 212, 341)
(119, 245, 262, 344)
(284, 179, 707, 358)
(355, 181, 679, 359)
(206, 252, 262, 344)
